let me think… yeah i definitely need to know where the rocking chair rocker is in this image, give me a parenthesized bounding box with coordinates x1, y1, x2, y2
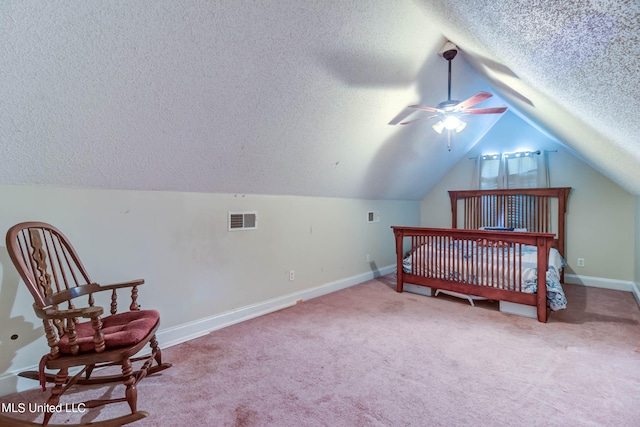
(2, 222, 171, 426)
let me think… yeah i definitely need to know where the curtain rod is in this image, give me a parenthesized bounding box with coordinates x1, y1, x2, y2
(468, 149, 557, 160)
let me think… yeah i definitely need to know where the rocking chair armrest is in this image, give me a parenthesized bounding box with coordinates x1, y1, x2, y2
(97, 279, 145, 291)
(93, 279, 145, 313)
(36, 305, 104, 321)
(42, 280, 144, 307)
(43, 283, 103, 307)
(38, 280, 145, 317)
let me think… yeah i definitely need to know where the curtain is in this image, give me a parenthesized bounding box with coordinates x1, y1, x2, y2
(474, 150, 549, 190)
(472, 150, 550, 229)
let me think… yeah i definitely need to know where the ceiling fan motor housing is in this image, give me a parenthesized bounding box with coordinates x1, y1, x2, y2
(438, 41, 458, 60)
(437, 99, 460, 110)
(442, 49, 457, 61)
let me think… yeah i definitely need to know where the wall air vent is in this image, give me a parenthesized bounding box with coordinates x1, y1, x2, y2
(367, 211, 380, 223)
(228, 212, 257, 231)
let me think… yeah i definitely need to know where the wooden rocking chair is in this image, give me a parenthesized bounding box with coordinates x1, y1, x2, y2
(2, 222, 171, 426)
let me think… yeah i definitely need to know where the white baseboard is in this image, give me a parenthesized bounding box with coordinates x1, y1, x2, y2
(564, 274, 634, 292)
(632, 282, 640, 307)
(0, 265, 394, 397)
(157, 264, 394, 348)
(565, 274, 640, 310)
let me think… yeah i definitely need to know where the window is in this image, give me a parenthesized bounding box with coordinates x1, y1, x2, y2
(478, 155, 502, 190)
(475, 150, 549, 190)
(473, 150, 550, 229)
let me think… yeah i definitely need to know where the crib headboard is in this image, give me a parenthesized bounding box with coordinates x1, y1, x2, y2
(448, 187, 571, 258)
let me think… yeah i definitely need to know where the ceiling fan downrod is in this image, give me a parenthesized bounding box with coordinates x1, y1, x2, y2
(442, 48, 457, 102)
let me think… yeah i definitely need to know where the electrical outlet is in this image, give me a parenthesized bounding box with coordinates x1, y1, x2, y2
(289, 270, 295, 281)
(366, 254, 371, 262)
(577, 258, 585, 267)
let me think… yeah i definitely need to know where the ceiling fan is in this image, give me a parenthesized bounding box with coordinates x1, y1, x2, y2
(397, 41, 507, 149)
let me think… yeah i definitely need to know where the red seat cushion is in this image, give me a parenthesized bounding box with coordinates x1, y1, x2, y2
(57, 309, 160, 354)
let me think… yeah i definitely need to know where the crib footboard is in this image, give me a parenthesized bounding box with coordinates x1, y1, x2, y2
(391, 226, 555, 322)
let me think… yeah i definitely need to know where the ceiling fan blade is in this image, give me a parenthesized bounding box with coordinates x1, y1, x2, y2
(455, 92, 493, 110)
(400, 115, 439, 125)
(408, 104, 442, 113)
(460, 107, 508, 115)
(388, 108, 416, 125)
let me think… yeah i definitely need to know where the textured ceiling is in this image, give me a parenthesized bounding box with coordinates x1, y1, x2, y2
(417, 0, 640, 196)
(0, 0, 638, 200)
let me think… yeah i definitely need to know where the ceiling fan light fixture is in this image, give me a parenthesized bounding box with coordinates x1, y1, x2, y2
(432, 120, 445, 134)
(443, 115, 462, 131)
(454, 119, 467, 133)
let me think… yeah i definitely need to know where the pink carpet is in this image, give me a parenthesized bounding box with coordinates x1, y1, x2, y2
(2, 275, 640, 426)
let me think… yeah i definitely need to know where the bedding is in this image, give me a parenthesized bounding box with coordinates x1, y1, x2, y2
(402, 240, 567, 311)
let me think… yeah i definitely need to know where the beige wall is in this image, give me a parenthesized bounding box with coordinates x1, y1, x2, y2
(0, 184, 419, 389)
(549, 148, 634, 280)
(421, 116, 635, 282)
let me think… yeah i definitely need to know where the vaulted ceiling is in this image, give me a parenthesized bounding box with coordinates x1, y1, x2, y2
(1, 1, 638, 200)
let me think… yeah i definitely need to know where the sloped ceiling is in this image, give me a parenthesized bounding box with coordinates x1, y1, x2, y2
(0, 1, 638, 200)
(417, 0, 640, 196)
